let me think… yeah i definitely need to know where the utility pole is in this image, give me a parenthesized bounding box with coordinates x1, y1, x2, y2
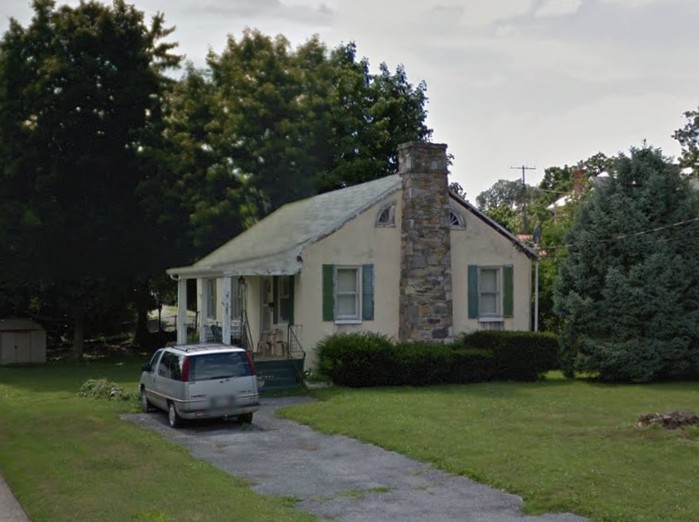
(510, 165, 535, 233)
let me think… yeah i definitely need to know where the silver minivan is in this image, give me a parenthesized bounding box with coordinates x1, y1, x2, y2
(139, 343, 260, 428)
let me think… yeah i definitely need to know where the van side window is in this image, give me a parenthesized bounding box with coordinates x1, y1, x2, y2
(158, 351, 183, 380)
(148, 350, 162, 372)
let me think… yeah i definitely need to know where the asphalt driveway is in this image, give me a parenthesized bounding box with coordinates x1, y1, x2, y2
(125, 397, 587, 522)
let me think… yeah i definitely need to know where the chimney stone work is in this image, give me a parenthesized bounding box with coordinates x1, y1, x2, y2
(398, 142, 453, 341)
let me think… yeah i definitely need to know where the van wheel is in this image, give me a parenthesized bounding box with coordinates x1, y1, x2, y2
(140, 387, 153, 413)
(239, 413, 253, 424)
(168, 402, 183, 428)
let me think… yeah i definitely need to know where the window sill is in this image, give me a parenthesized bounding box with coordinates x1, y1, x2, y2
(478, 316, 503, 323)
(334, 319, 362, 325)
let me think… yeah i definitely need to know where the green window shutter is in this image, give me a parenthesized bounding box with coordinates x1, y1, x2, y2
(503, 265, 514, 318)
(288, 275, 294, 325)
(272, 276, 279, 324)
(361, 264, 374, 321)
(322, 264, 334, 321)
(468, 265, 479, 319)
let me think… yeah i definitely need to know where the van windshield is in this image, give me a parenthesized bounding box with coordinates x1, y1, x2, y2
(189, 352, 252, 381)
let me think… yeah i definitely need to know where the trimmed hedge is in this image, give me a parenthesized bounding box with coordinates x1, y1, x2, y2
(316, 330, 555, 387)
(457, 331, 559, 381)
(317, 332, 396, 388)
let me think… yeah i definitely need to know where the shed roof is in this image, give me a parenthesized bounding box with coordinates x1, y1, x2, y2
(0, 318, 44, 331)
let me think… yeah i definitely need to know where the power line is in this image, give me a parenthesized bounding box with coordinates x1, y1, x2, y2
(537, 215, 699, 254)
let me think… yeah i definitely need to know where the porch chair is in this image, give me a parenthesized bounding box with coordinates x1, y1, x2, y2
(256, 330, 273, 356)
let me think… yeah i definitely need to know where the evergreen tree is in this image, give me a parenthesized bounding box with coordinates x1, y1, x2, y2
(554, 147, 699, 382)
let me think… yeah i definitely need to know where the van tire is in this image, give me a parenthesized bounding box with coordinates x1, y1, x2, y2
(168, 402, 183, 429)
(239, 413, 253, 424)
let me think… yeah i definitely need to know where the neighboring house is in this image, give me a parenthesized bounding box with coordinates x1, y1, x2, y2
(546, 170, 610, 217)
(167, 142, 537, 367)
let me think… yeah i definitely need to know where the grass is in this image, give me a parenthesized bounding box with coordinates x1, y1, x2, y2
(0, 356, 314, 522)
(278, 374, 699, 522)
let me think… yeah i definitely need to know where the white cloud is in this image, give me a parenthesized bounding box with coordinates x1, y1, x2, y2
(596, 0, 662, 7)
(534, 0, 582, 18)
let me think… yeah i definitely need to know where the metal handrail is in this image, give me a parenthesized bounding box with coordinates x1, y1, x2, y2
(287, 324, 305, 360)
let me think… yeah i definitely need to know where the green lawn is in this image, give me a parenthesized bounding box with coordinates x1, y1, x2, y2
(0, 357, 314, 522)
(3, 360, 697, 522)
(278, 376, 699, 522)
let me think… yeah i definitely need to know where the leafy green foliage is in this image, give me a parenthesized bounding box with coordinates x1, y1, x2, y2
(317, 332, 395, 387)
(0, 0, 180, 358)
(79, 378, 132, 401)
(555, 147, 699, 382)
(674, 107, 699, 173)
(150, 33, 431, 261)
(475, 153, 614, 332)
(316, 331, 554, 387)
(457, 331, 559, 381)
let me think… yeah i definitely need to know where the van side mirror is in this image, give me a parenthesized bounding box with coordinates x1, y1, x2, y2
(141, 363, 151, 372)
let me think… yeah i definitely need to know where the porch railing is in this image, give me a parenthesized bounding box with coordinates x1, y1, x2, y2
(287, 324, 305, 360)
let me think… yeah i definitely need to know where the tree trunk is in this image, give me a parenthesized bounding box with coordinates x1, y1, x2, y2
(71, 312, 85, 362)
(132, 278, 153, 349)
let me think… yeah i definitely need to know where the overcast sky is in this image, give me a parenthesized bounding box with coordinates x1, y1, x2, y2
(2, 0, 698, 198)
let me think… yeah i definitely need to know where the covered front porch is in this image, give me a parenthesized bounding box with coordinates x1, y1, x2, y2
(169, 272, 303, 356)
(166, 255, 306, 390)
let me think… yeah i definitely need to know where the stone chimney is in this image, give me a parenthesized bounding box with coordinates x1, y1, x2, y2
(398, 142, 453, 342)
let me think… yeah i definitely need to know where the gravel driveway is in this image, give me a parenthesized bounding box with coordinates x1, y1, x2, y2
(124, 397, 587, 522)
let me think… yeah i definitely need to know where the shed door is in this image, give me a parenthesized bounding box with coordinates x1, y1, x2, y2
(1, 332, 31, 364)
(0, 332, 16, 364)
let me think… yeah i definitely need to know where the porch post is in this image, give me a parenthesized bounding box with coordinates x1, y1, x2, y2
(222, 276, 232, 345)
(176, 278, 187, 345)
(198, 278, 207, 342)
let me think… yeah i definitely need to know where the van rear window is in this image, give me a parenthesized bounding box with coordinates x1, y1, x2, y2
(189, 352, 252, 381)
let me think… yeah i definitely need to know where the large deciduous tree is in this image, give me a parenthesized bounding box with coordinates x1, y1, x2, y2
(0, 0, 179, 359)
(154, 31, 432, 260)
(674, 107, 699, 173)
(554, 147, 699, 382)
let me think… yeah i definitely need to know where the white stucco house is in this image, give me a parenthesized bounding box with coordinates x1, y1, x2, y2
(167, 142, 537, 368)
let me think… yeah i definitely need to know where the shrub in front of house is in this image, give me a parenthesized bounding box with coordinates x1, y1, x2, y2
(317, 331, 558, 387)
(448, 348, 495, 383)
(317, 332, 396, 387)
(457, 331, 559, 381)
(393, 342, 451, 386)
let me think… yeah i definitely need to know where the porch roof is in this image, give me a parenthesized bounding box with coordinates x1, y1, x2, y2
(167, 174, 402, 279)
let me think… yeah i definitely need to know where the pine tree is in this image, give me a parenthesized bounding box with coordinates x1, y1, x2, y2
(554, 148, 699, 382)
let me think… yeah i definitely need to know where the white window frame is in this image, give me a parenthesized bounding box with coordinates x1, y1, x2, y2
(449, 205, 465, 228)
(278, 275, 292, 324)
(478, 267, 502, 319)
(375, 202, 396, 227)
(334, 266, 361, 323)
(206, 279, 216, 320)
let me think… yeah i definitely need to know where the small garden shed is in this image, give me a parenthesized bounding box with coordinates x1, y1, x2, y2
(0, 318, 47, 365)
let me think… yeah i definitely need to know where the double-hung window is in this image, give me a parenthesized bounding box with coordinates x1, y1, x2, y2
(468, 265, 513, 320)
(478, 267, 501, 317)
(322, 264, 374, 323)
(335, 267, 360, 321)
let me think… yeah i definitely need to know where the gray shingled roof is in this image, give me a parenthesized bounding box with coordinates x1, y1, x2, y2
(168, 174, 401, 277)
